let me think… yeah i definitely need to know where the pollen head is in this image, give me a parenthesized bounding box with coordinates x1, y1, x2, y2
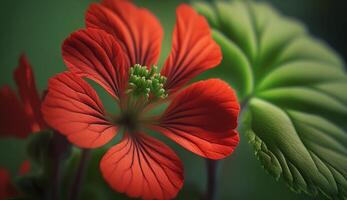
(128, 64, 168, 99)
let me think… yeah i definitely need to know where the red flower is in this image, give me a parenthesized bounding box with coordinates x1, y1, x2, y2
(42, 1, 240, 199)
(0, 55, 46, 138)
(0, 55, 44, 199)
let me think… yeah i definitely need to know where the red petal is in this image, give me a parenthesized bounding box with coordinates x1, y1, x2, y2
(151, 79, 240, 159)
(62, 28, 129, 99)
(161, 4, 222, 94)
(0, 86, 31, 138)
(86, 0, 163, 66)
(0, 167, 17, 199)
(14, 55, 46, 132)
(100, 133, 184, 200)
(42, 72, 118, 148)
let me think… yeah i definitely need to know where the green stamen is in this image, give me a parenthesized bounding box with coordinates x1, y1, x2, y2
(128, 64, 168, 99)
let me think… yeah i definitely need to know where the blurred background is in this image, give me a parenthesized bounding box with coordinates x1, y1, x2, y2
(0, 0, 346, 199)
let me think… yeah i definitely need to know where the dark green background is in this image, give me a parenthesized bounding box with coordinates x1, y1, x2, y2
(1, 0, 345, 199)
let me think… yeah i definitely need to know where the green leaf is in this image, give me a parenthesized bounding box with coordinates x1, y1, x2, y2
(194, 1, 347, 199)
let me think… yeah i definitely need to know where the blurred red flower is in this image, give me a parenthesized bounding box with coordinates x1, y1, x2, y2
(0, 55, 46, 138)
(42, 0, 240, 199)
(0, 55, 45, 199)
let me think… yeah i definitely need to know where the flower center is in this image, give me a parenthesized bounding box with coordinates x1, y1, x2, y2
(116, 64, 167, 132)
(117, 111, 139, 132)
(127, 64, 168, 99)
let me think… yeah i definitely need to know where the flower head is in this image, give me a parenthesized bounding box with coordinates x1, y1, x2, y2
(42, 0, 240, 199)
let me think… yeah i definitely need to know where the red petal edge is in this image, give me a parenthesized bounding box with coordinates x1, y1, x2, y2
(42, 72, 118, 148)
(14, 54, 46, 132)
(86, 0, 163, 66)
(161, 4, 222, 94)
(151, 79, 240, 160)
(62, 28, 129, 99)
(100, 133, 184, 200)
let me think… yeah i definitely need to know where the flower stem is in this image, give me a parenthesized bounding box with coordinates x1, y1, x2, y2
(69, 149, 90, 200)
(51, 132, 70, 200)
(206, 159, 219, 200)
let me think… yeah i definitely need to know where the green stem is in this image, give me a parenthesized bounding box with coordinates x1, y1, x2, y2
(69, 149, 90, 200)
(51, 157, 62, 200)
(206, 159, 219, 200)
(51, 132, 70, 200)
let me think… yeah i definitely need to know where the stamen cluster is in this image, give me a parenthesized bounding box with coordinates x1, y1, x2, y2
(128, 64, 168, 99)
